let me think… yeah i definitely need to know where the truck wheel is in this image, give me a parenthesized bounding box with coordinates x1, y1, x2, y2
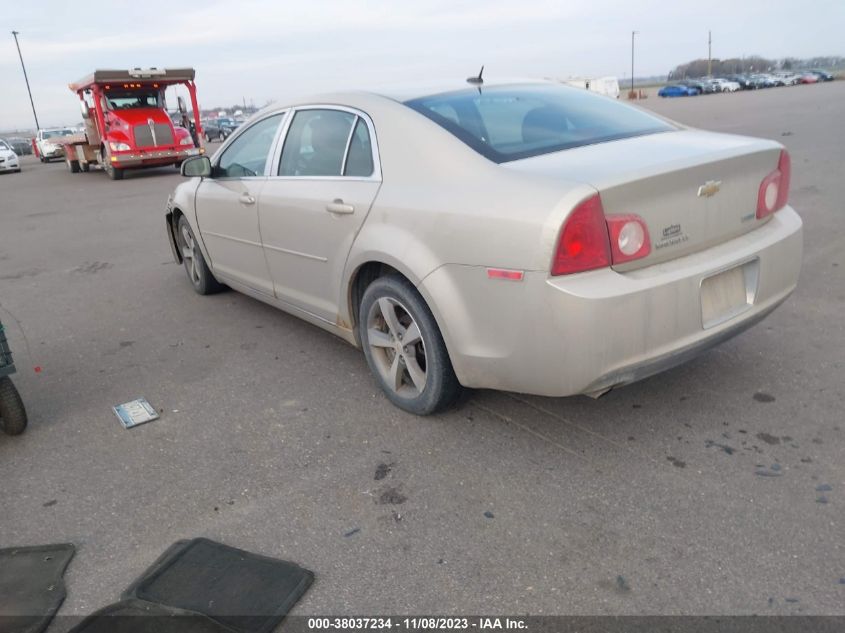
(0, 376, 27, 436)
(80, 162, 90, 172)
(67, 157, 80, 173)
(105, 161, 124, 180)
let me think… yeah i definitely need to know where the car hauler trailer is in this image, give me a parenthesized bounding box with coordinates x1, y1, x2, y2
(60, 68, 205, 180)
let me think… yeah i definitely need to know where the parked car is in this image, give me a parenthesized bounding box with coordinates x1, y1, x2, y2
(774, 72, 801, 86)
(658, 84, 695, 97)
(164, 80, 802, 415)
(725, 75, 754, 90)
(680, 79, 717, 94)
(201, 119, 225, 142)
(712, 78, 741, 92)
(35, 128, 75, 162)
(808, 69, 834, 81)
(798, 72, 820, 84)
(6, 138, 32, 155)
(201, 117, 242, 141)
(0, 140, 22, 173)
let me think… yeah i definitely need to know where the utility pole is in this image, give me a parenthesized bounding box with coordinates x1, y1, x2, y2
(11, 30, 40, 130)
(631, 30, 638, 96)
(707, 30, 712, 77)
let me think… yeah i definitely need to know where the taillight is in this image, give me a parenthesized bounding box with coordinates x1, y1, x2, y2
(606, 214, 651, 264)
(552, 194, 652, 275)
(551, 194, 611, 275)
(756, 150, 791, 219)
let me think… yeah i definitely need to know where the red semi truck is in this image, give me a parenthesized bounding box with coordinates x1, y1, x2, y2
(60, 68, 205, 180)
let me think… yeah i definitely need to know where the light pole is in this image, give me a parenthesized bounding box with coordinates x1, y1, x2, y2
(631, 31, 639, 96)
(11, 31, 40, 131)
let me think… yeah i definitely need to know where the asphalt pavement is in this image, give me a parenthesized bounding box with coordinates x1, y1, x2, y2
(0, 81, 843, 620)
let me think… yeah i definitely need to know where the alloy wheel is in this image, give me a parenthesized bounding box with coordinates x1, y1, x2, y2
(180, 224, 201, 286)
(366, 297, 427, 397)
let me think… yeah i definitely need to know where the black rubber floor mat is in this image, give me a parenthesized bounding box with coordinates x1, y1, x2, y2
(68, 599, 234, 633)
(0, 543, 75, 633)
(122, 538, 314, 633)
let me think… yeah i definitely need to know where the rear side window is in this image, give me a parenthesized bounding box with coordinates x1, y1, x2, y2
(279, 109, 355, 177)
(404, 84, 674, 163)
(344, 119, 374, 177)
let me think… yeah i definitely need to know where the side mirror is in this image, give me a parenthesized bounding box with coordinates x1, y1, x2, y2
(181, 155, 212, 178)
(177, 96, 187, 114)
(80, 101, 90, 120)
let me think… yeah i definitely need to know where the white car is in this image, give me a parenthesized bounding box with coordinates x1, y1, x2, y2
(712, 78, 741, 92)
(0, 140, 21, 173)
(775, 73, 801, 86)
(35, 128, 74, 162)
(165, 80, 802, 414)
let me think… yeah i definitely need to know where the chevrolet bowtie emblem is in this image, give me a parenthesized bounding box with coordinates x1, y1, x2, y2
(697, 180, 722, 197)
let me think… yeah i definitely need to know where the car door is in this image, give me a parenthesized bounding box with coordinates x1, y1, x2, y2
(258, 107, 381, 322)
(194, 112, 285, 296)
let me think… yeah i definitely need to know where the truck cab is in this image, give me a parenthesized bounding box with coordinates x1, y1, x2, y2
(63, 68, 205, 179)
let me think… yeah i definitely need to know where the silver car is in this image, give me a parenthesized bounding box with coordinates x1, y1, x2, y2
(165, 80, 802, 414)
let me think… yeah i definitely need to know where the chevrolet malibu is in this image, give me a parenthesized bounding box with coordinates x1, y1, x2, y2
(165, 80, 802, 415)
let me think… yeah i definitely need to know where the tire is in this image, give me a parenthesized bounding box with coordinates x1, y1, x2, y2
(218, 132, 225, 142)
(204, 133, 211, 142)
(67, 157, 80, 173)
(104, 154, 124, 180)
(39, 156, 45, 163)
(359, 274, 460, 415)
(0, 376, 27, 436)
(176, 215, 223, 295)
(80, 162, 90, 172)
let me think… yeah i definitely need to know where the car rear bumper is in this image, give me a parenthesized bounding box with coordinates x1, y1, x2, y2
(111, 147, 202, 168)
(420, 206, 803, 397)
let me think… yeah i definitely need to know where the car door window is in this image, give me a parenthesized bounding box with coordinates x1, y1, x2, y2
(279, 109, 356, 177)
(216, 114, 283, 178)
(344, 118, 374, 177)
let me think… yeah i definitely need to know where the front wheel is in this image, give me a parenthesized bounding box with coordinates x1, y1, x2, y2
(359, 275, 460, 415)
(106, 162, 124, 180)
(176, 215, 222, 295)
(0, 376, 27, 436)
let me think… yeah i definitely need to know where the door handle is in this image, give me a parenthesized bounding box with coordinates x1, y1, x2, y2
(326, 199, 354, 214)
(239, 193, 256, 206)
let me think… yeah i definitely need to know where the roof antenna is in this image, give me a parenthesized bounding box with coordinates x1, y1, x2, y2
(466, 65, 484, 85)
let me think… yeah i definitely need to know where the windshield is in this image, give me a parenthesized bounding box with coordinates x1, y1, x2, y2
(0, 141, 10, 151)
(42, 129, 74, 139)
(404, 84, 674, 163)
(105, 90, 161, 110)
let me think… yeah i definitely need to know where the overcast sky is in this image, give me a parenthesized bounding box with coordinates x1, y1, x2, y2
(2, 0, 843, 129)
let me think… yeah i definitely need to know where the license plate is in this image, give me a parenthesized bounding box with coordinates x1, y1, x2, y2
(700, 263, 755, 328)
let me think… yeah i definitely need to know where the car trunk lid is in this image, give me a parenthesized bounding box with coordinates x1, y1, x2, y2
(506, 129, 785, 271)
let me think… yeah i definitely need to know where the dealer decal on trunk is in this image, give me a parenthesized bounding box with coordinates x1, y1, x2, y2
(655, 223, 690, 250)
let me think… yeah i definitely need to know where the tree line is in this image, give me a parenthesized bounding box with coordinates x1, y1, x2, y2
(669, 56, 845, 78)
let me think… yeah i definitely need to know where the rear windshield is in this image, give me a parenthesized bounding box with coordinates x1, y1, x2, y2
(404, 84, 674, 163)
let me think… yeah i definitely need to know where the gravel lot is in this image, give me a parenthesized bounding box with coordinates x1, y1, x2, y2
(1, 81, 843, 620)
